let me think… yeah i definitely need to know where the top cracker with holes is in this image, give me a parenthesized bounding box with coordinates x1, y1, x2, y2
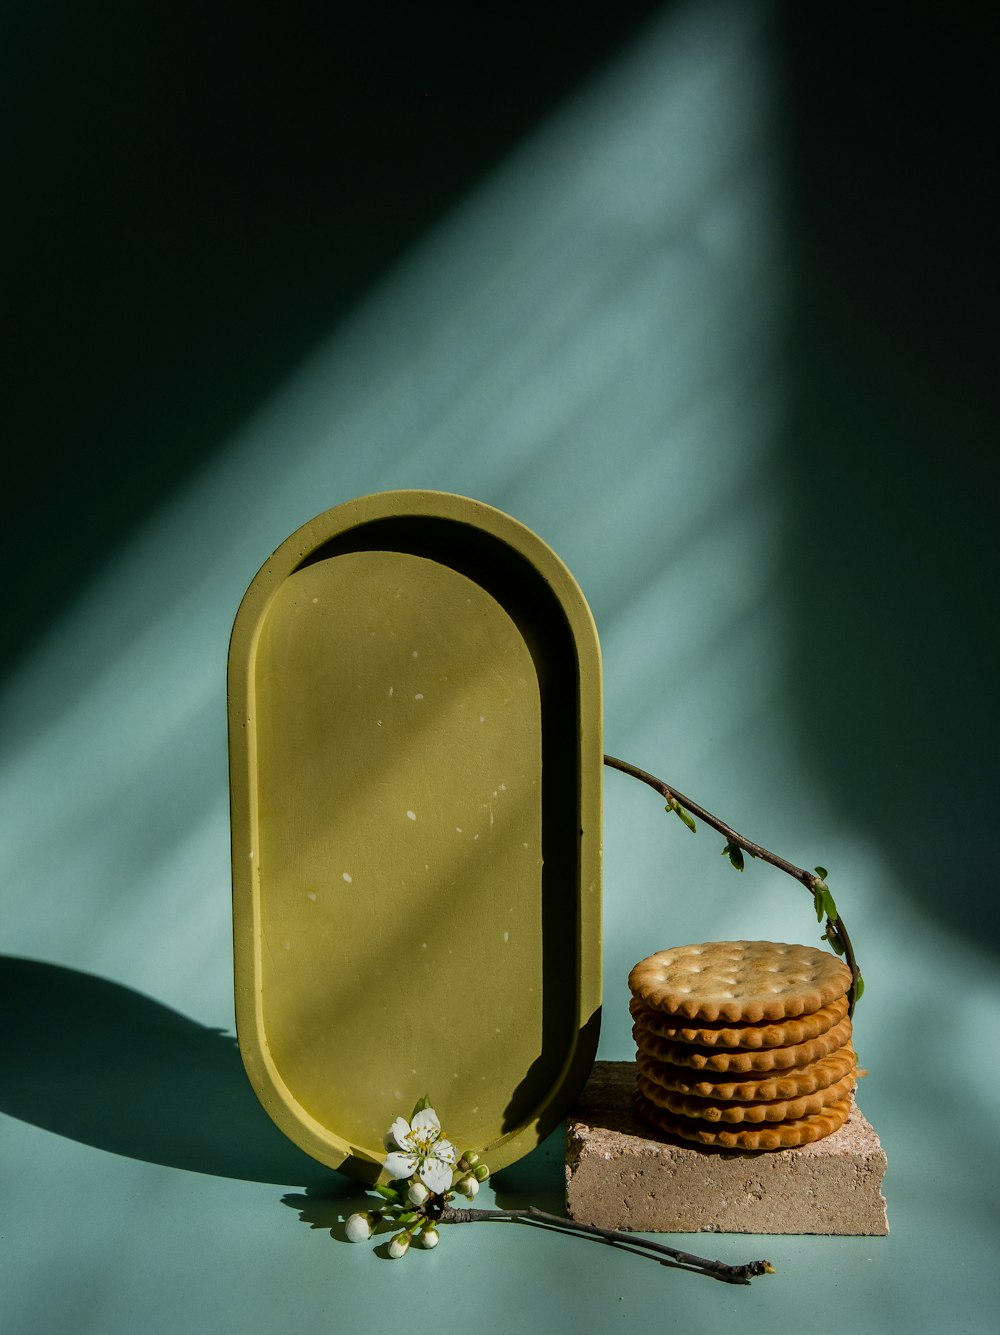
(628, 940, 852, 1023)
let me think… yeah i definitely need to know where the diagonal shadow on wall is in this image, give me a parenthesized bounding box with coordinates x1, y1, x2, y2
(774, 3, 998, 946)
(2, 0, 667, 685)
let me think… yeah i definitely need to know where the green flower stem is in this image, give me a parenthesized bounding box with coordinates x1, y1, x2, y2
(603, 753, 861, 1014)
(438, 1205, 773, 1285)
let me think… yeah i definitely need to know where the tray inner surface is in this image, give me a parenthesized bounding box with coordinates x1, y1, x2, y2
(239, 514, 592, 1172)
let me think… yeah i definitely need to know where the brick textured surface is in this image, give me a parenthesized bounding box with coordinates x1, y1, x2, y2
(565, 1061, 888, 1235)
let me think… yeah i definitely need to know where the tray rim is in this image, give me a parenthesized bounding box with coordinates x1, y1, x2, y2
(228, 489, 603, 1179)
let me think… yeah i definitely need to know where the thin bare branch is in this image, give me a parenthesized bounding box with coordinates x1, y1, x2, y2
(439, 1205, 773, 1285)
(603, 753, 861, 1014)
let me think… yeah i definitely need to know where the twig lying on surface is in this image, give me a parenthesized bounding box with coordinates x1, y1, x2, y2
(439, 1204, 774, 1285)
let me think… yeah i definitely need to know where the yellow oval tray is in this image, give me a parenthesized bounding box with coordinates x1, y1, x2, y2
(228, 491, 602, 1180)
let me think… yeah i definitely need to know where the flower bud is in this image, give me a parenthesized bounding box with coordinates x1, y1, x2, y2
(407, 1181, 430, 1206)
(460, 1150, 480, 1167)
(457, 1175, 479, 1199)
(420, 1225, 440, 1249)
(388, 1230, 411, 1259)
(473, 1163, 490, 1182)
(345, 1212, 373, 1243)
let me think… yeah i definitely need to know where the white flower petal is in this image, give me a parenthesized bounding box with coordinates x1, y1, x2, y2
(433, 1136, 457, 1165)
(410, 1107, 441, 1141)
(388, 1116, 415, 1151)
(420, 1155, 454, 1194)
(384, 1150, 418, 1180)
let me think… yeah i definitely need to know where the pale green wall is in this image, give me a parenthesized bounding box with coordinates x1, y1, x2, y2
(2, 3, 996, 1332)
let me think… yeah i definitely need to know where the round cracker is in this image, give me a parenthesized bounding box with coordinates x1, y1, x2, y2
(635, 1067, 856, 1124)
(629, 994, 849, 1049)
(633, 1014, 854, 1072)
(628, 940, 852, 1022)
(633, 1088, 852, 1150)
(635, 1044, 857, 1102)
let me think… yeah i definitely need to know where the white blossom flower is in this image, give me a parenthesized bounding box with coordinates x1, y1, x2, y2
(383, 1107, 457, 1194)
(388, 1230, 411, 1259)
(345, 1212, 372, 1242)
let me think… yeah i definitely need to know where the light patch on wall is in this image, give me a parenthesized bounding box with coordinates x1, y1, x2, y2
(0, 0, 790, 1023)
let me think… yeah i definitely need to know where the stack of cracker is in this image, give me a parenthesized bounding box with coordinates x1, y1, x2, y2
(628, 940, 856, 1151)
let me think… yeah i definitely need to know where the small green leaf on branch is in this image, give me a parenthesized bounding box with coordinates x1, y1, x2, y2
(813, 886, 838, 924)
(665, 797, 697, 833)
(852, 973, 865, 1004)
(812, 872, 838, 926)
(373, 1184, 401, 1203)
(722, 841, 745, 871)
(822, 924, 846, 956)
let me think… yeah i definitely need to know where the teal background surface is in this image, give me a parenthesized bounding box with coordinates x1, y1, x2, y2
(3, 3, 997, 1332)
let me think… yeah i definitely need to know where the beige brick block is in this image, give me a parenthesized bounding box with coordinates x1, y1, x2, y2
(566, 1061, 888, 1235)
